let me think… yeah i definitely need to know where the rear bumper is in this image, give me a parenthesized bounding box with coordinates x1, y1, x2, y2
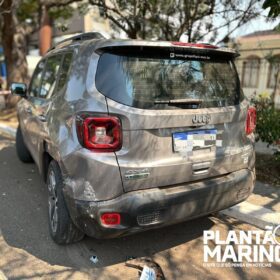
(64, 168, 255, 238)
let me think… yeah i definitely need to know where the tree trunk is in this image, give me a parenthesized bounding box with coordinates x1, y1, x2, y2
(39, 6, 52, 56)
(1, 0, 28, 107)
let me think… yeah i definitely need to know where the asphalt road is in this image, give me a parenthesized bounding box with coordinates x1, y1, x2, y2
(0, 134, 279, 280)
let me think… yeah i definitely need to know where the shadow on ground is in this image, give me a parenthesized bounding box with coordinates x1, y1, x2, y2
(1, 134, 278, 280)
(0, 135, 213, 271)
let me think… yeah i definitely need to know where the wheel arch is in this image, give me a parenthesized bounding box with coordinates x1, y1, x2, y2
(41, 140, 67, 183)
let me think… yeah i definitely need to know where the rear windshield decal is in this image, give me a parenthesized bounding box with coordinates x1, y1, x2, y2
(170, 53, 210, 60)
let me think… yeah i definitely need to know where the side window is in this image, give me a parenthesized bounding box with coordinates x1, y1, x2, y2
(56, 52, 73, 92)
(40, 55, 62, 99)
(29, 60, 46, 97)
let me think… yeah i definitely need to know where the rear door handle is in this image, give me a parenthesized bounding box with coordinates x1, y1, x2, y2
(38, 114, 47, 122)
(192, 161, 210, 175)
(193, 169, 209, 175)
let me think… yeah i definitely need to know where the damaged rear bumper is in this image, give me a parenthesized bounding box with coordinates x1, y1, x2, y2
(64, 168, 255, 238)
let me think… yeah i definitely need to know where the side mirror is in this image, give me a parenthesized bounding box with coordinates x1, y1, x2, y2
(10, 82, 27, 98)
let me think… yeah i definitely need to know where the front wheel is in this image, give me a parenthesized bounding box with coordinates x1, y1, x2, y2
(47, 160, 84, 244)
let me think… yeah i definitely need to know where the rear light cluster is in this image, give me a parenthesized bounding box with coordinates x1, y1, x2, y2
(76, 114, 122, 152)
(246, 107, 257, 135)
(101, 213, 121, 226)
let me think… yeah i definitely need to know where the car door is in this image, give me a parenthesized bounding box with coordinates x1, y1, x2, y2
(29, 54, 63, 166)
(21, 59, 46, 162)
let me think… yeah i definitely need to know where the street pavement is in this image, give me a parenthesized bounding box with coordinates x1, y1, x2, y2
(0, 134, 279, 280)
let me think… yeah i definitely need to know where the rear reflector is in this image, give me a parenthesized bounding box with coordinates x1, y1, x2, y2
(171, 42, 218, 49)
(246, 107, 257, 135)
(76, 115, 122, 152)
(101, 213, 121, 226)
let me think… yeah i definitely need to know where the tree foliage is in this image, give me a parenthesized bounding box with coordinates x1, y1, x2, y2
(263, 0, 280, 18)
(0, 0, 264, 107)
(0, 0, 83, 87)
(252, 94, 280, 152)
(88, 0, 261, 42)
(0, 0, 84, 107)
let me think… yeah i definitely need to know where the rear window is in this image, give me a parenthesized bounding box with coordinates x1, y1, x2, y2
(96, 48, 242, 109)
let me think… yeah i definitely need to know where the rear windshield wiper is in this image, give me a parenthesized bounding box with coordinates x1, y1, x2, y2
(154, 99, 203, 105)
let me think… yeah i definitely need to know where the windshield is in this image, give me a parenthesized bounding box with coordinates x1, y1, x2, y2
(96, 51, 242, 109)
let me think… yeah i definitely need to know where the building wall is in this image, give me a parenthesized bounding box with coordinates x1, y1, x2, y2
(234, 32, 280, 107)
(53, 7, 113, 40)
(83, 7, 112, 35)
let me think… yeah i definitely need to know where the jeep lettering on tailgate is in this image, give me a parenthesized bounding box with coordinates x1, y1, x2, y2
(192, 114, 211, 125)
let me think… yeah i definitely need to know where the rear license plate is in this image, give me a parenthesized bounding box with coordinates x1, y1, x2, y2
(173, 129, 218, 152)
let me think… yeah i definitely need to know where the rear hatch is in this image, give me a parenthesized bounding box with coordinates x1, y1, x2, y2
(95, 44, 253, 192)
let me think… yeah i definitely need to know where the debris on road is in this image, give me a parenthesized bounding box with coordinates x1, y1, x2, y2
(89, 255, 99, 264)
(126, 257, 165, 280)
(140, 265, 156, 280)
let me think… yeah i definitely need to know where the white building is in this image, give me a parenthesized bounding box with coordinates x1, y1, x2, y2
(234, 30, 280, 107)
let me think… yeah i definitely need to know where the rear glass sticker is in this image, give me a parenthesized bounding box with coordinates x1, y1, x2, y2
(170, 53, 210, 60)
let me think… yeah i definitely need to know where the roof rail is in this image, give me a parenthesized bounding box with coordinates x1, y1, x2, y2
(49, 32, 105, 52)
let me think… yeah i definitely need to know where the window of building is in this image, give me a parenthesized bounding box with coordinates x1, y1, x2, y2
(267, 56, 280, 89)
(242, 57, 260, 88)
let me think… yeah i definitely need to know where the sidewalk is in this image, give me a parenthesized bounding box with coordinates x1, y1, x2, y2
(248, 181, 280, 212)
(0, 109, 18, 129)
(221, 181, 280, 233)
(0, 120, 279, 234)
(0, 123, 16, 138)
(255, 141, 279, 155)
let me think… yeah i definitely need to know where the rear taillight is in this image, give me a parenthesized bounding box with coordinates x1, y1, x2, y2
(101, 213, 121, 226)
(246, 107, 257, 135)
(76, 115, 122, 152)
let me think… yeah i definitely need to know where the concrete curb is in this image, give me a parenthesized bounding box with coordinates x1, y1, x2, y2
(220, 201, 280, 234)
(0, 123, 16, 138)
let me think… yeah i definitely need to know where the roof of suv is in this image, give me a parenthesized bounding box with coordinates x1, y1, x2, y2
(49, 32, 239, 57)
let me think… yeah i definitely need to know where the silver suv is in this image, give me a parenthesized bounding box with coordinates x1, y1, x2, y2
(11, 32, 256, 244)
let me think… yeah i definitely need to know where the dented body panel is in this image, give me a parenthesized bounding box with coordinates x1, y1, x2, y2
(16, 37, 255, 238)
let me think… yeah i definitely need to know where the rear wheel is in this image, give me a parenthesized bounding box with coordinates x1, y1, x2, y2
(16, 126, 33, 163)
(47, 160, 84, 244)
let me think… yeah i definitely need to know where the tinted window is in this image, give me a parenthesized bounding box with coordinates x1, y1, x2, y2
(29, 60, 46, 97)
(96, 52, 242, 109)
(40, 55, 62, 99)
(56, 52, 73, 91)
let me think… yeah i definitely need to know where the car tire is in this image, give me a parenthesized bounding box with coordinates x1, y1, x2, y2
(47, 160, 84, 244)
(16, 126, 33, 163)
